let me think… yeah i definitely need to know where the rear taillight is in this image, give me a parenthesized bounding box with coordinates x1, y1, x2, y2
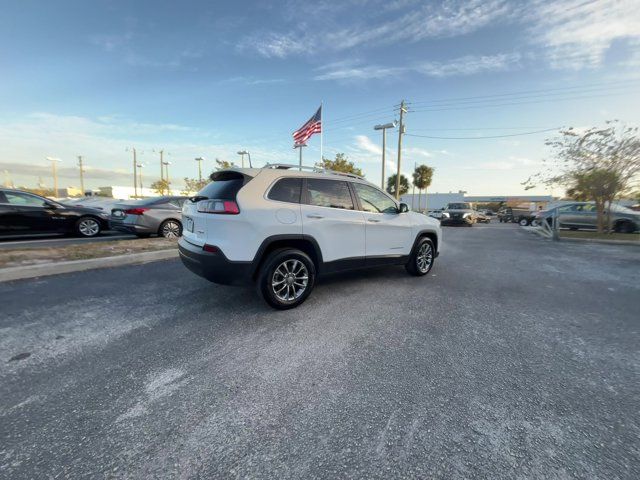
(124, 207, 149, 215)
(197, 199, 240, 214)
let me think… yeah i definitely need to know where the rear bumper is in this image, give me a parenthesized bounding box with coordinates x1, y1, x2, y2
(178, 237, 253, 286)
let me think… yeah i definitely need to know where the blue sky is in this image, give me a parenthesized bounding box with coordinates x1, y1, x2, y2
(1, 0, 639, 194)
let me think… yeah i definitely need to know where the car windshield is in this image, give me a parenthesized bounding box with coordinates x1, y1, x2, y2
(446, 203, 471, 210)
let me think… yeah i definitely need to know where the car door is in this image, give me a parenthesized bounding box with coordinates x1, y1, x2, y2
(4, 191, 58, 234)
(557, 204, 580, 228)
(575, 204, 597, 228)
(352, 183, 413, 259)
(0, 191, 22, 235)
(301, 178, 366, 265)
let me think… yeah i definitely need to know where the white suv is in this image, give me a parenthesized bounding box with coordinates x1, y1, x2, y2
(179, 164, 441, 309)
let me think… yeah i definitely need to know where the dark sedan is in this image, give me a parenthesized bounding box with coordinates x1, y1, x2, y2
(0, 188, 110, 238)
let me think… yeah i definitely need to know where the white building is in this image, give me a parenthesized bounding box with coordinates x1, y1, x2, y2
(96, 185, 186, 200)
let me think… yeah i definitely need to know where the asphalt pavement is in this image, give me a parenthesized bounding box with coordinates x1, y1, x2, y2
(1, 223, 639, 479)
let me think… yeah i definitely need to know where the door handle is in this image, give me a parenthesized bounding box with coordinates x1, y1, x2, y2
(306, 214, 324, 219)
(367, 218, 381, 223)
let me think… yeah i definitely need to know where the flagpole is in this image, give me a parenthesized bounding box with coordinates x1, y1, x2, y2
(320, 101, 323, 165)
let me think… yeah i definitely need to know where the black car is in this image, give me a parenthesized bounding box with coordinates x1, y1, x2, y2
(0, 188, 110, 238)
(440, 202, 477, 226)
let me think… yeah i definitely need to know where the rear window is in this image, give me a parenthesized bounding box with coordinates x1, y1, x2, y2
(268, 178, 302, 204)
(198, 172, 249, 200)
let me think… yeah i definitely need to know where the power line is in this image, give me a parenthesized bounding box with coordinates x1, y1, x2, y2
(409, 79, 640, 107)
(405, 127, 559, 140)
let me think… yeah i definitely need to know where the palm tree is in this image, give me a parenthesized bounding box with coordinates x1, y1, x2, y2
(386, 173, 410, 197)
(412, 165, 434, 213)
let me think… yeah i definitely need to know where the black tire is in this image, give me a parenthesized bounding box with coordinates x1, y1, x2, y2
(519, 217, 530, 226)
(257, 248, 316, 310)
(615, 221, 636, 234)
(405, 237, 435, 276)
(75, 216, 101, 237)
(159, 219, 182, 239)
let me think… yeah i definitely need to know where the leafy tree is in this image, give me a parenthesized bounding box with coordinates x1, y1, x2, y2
(215, 158, 234, 170)
(150, 179, 171, 196)
(386, 173, 410, 197)
(412, 164, 434, 212)
(525, 121, 640, 233)
(317, 153, 363, 176)
(182, 177, 208, 195)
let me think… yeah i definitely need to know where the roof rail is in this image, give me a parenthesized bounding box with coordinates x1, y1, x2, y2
(262, 163, 365, 180)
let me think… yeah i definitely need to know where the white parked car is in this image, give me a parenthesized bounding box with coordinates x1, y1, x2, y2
(179, 165, 442, 309)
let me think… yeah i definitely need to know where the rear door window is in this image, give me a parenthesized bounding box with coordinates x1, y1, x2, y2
(268, 178, 302, 204)
(305, 179, 354, 210)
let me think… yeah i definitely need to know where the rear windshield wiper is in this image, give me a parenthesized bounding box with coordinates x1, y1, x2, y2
(189, 195, 208, 203)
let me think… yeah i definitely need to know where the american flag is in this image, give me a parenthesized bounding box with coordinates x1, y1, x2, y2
(293, 106, 322, 146)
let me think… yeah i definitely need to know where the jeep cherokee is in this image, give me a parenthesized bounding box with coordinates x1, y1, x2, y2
(178, 164, 442, 309)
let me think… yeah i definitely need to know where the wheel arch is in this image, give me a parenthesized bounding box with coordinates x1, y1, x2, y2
(251, 234, 323, 279)
(411, 230, 438, 256)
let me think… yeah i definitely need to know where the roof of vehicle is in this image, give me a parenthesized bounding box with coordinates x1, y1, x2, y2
(214, 164, 384, 190)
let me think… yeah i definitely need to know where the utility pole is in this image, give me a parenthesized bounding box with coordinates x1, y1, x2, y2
(137, 163, 144, 192)
(294, 144, 307, 170)
(46, 157, 61, 197)
(78, 156, 85, 196)
(395, 100, 407, 200)
(159, 149, 165, 181)
(162, 161, 171, 189)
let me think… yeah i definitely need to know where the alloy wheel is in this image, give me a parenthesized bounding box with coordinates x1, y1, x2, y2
(78, 218, 99, 237)
(271, 259, 308, 302)
(162, 221, 181, 238)
(416, 242, 433, 273)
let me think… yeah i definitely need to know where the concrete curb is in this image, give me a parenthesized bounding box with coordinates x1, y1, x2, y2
(0, 249, 179, 283)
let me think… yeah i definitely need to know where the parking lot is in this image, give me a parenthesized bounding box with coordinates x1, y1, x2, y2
(1, 222, 639, 479)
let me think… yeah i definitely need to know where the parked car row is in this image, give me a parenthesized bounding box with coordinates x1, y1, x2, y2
(0, 188, 187, 239)
(535, 202, 640, 233)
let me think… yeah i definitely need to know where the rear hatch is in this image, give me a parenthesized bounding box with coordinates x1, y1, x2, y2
(182, 170, 253, 247)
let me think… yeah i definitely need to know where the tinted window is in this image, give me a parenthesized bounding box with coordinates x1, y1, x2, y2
(198, 179, 245, 200)
(446, 203, 471, 210)
(305, 179, 354, 210)
(353, 183, 397, 213)
(5, 192, 48, 207)
(268, 178, 302, 204)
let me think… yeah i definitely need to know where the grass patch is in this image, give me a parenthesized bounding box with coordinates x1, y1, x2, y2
(560, 230, 640, 243)
(0, 238, 177, 268)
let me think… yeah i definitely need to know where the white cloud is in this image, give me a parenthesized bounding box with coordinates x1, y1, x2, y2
(416, 53, 521, 77)
(355, 135, 382, 155)
(239, 0, 512, 58)
(527, 0, 640, 69)
(315, 53, 520, 82)
(405, 147, 432, 159)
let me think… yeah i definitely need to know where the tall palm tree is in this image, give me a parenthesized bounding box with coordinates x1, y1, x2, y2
(412, 165, 434, 213)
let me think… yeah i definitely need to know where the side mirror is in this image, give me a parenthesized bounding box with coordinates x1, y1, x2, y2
(399, 203, 409, 213)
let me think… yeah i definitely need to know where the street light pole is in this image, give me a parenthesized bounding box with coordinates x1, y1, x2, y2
(78, 156, 85, 196)
(293, 144, 307, 170)
(195, 157, 204, 182)
(159, 149, 165, 181)
(237, 150, 249, 168)
(46, 157, 61, 197)
(374, 121, 397, 190)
